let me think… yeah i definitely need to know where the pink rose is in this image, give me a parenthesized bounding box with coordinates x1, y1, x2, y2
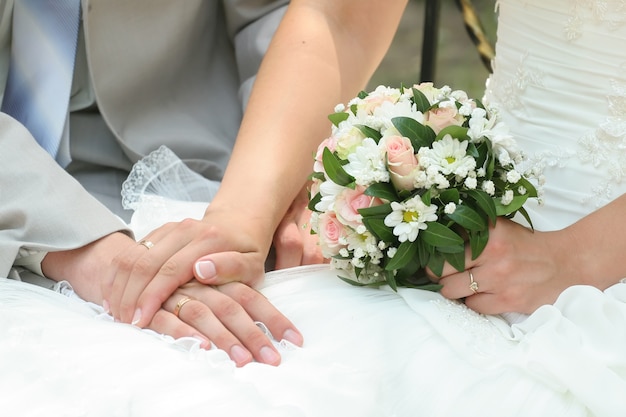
(424, 107, 464, 134)
(335, 186, 383, 228)
(314, 136, 337, 173)
(382, 135, 419, 191)
(317, 212, 347, 257)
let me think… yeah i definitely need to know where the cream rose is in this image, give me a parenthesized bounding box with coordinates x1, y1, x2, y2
(382, 135, 419, 191)
(424, 107, 464, 134)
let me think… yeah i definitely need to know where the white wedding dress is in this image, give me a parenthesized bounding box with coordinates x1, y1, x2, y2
(3, 1, 626, 416)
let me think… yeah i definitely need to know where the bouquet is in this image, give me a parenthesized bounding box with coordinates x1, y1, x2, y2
(308, 83, 539, 290)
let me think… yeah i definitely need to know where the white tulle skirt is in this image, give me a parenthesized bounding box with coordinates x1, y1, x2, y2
(3, 266, 626, 417)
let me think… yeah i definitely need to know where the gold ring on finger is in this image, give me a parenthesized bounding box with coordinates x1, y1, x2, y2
(468, 269, 479, 294)
(138, 239, 154, 250)
(174, 296, 193, 318)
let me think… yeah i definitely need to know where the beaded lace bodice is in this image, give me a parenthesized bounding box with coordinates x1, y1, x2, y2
(485, 0, 626, 230)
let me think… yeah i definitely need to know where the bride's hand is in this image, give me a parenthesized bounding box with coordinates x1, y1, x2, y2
(271, 185, 325, 269)
(432, 219, 574, 315)
(148, 280, 303, 367)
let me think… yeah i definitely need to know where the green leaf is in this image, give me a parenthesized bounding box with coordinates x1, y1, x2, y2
(464, 189, 497, 224)
(420, 221, 464, 248)
(435, 125, 469, 142)
(444, 251, 465, 272)
(365, 182, 398, 202)
(517, 206, 535, 231)
(438, 188, 460, 204)
(416, 239, 431, 268)
(384, 270, 398, 291)
(357, 90, 368, 99)
(307, 191, 322, 212)
(446, 204, 487, 232)
(358, 202, 392, 218)
(328, 112, 349, 126)
(412, 87, 432, 112)
(469, 229, 489, 260)
(322, 147, 355, 187)
(385, 240, 418, 271)
(516, 176, 538, 198)
(362, 217, 396, 242)
(426, 251, 445, 277)
(356, 125, 382, 142)
(495, 194, 529, 216)
(391, 116, 436, 149)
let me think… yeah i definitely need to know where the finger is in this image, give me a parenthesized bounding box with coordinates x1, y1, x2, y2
(218, 282, 304, 347)
(114, 223, 195, 324)
(147, 308, 211, 349)
(439, 268, 486, 300)
(273, 221, 305, 269)
(165, 289, 280, 367)
(127, 219, 255, 327)
(193, 251, 266, 286)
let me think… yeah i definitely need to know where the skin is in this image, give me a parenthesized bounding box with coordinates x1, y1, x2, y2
(41, 231, 300, 367)
(100, 0, 409, 329)
(433, 193, 626, 315)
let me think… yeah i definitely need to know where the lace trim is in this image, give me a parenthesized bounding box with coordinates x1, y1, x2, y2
(121, 145, 220, 211)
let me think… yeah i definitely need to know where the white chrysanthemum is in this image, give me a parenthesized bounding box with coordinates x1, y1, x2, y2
(373, 100, 425, 133)
(384, 197, 438, 242)
(419, 134, 474, 176)
(314, 180, 345, 212)
(343, 138, 390, 186)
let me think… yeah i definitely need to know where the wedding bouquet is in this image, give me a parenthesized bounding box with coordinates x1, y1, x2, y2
(308, 83, 538, 290)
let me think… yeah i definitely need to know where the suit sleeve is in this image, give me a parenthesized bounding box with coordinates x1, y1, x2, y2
(0, 113, 131, 278)
(222, 0, 289, 108)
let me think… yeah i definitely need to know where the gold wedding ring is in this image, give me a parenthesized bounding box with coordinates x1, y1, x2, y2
(138, 239, 154, 250)
(468, 269, 479, 294)
(174, 296, 193, 318)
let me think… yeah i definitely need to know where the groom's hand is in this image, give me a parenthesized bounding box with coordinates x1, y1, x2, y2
(149, 280, 303, 367)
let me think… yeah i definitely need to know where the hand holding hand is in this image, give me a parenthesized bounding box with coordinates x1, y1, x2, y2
(146, 280, 303, 367)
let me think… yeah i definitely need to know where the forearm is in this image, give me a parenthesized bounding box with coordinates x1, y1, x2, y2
(210, 0, 408, 237)
(555, 193, 626, 288)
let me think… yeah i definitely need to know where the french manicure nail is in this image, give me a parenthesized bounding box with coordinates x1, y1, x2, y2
(131, 308, 142, 326)
(195, 260, 216, 280)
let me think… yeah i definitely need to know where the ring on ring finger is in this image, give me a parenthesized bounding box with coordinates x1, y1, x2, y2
(468, 269, 479, 294)
(174, 296, 194, 318)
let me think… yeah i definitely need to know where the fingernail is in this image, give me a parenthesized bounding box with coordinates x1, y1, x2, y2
(195, 260, 216, 280)
(282, 328, 304, 346)
(131, 308, 142, 326)
(259, 346, 280, 365)
(230, 344, 252, 365)
(102, 299, 110, 314)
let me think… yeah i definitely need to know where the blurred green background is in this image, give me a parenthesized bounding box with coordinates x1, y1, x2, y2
(367, 0, 498, 99)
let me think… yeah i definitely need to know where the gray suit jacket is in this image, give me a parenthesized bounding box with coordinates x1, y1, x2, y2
(1, 0, 288, 220)
(0, 113, 129, 284)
